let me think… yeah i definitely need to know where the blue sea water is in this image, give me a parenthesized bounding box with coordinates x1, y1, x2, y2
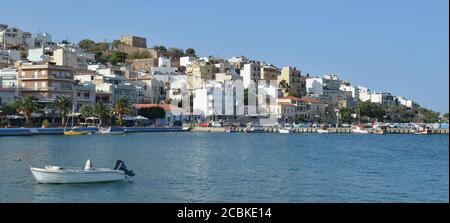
(0, 133, 448, 203)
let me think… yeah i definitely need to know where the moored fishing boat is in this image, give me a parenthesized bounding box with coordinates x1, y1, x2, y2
(352, 126, 370, 134)
(247, 126, 265, 133)
(63, 130, 89, 136)
(30, 160, 135, 184)
(96, 126, 126, 134)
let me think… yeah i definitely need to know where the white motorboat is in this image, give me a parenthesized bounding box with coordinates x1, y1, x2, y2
(352, 127, 370, 134)
(279, 128, 293, 134)
(30, 160, 135, 184)
(317, 129, 329, 134)
(96, 127, 126, 134)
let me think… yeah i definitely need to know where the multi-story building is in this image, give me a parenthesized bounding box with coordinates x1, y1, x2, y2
(33, 32, 54, 48)
(240, 62, 260, 88)
(227, 56, 248, 70)
(73, 82, 96, 110)
(305, 77, 323, 95)
(370, 92, 397, 106)
(151, 57, 178, 75)
(186, 60, 215, 89)
(357, 86, 371, 102)
(277, 96, 326, 123)
(260, 64, 280, 81)
(279, 66, 306, 97)
(0, 68, 18, 95)
(0, 26, 34, 50)
(0, 87, 15, 105)
(396, 96, 413, 108)
(17, 62, 75, 103)
(127, 75, 164, 104)
(0, 50, 21, 65)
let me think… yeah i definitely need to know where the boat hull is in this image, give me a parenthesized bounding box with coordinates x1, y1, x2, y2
(64, 131, 89, 136)
(31, 168, 126, 184)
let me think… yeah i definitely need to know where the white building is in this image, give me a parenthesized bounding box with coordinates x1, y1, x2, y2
(0, 68, 18, 89)
(151, 57, 178, 75)
(180, 56, 197, 67)
(340, 82, 358, 99)
(27, 47, 53, 62)
(305, 77, 323, 95)
(240, 62, 260, 88)
(396, 96, 413, 108)
(357, 86, 371, 102)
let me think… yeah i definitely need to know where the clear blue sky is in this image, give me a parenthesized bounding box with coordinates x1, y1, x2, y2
(1, 0, 448, 113)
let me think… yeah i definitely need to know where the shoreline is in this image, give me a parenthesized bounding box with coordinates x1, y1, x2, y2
(1, 126, 448, 136)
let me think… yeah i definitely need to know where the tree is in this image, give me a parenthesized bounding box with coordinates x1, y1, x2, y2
(416, 107, 440, 123)
(185, 48, 196, 56)
(153, 45, 167, 52)
(359, 101, 385, 121)
(106, 51, 128, 65)
(80, 105, 95, 119)
(443, 113, 449, 123)
(0, 103, 17, 116)
(95, 102, 111, 127)
(113, 96, 131, 126)
(167, 48, 185, 57)
(138, 107, 166, 120)
(295, 114, 307, 124)
(53, 96, 73, 127)
(340, 107, 354, 124)
(15, 96, 39, 127)
(111, 40, 122, 49)
(78, 39, 96, 52)
(317, 117, 326, 124)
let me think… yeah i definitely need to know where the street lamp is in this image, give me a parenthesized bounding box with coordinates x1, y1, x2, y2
(335, 108, 340, 128)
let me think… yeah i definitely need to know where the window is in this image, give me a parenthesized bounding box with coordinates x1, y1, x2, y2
(42, 82, 46, 88)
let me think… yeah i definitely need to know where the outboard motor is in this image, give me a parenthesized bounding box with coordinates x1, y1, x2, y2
(113, 160, 135, 177)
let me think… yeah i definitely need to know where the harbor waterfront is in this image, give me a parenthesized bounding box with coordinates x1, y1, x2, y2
(0, 132, 448, 202)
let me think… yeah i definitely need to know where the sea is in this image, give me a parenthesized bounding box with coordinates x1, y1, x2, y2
(0, 132, 448, 202)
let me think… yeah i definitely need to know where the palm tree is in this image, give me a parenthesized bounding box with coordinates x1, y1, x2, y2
(15, 96, 39, 127)
(95, 102, 111, 127)
(279, 79, 290, 95)
(53, 96, 73, 127)
(113, 96, 131, 126)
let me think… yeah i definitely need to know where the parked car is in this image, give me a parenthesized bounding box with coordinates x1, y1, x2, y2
(210, 122, 222, 127)
(341, 123, 351, 128)
(198, 122, 210, 127)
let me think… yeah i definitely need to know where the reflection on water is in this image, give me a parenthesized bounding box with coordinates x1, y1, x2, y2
(0, 133, 448, 203)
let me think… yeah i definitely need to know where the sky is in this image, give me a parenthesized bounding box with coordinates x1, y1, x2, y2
(1, 0, 448, 113)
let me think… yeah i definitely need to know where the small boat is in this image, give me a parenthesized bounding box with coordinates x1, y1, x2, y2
(373, 128, 386, 135)
(279, 128, 293, 134)
(225, 127, 238, 133)
(97, 126, 126, 135)
(414, 129, 429, 135)
(31, 160, 135, 184)
(64, 130, 89, 136)
(317, 129, 329, 134)
(247, 126, 265, 133)
(352, 127, 370, 134)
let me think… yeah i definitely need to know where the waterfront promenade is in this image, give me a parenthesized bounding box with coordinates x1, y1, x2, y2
(172, 126, 450, 134)
(1, 126, 448, 137)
